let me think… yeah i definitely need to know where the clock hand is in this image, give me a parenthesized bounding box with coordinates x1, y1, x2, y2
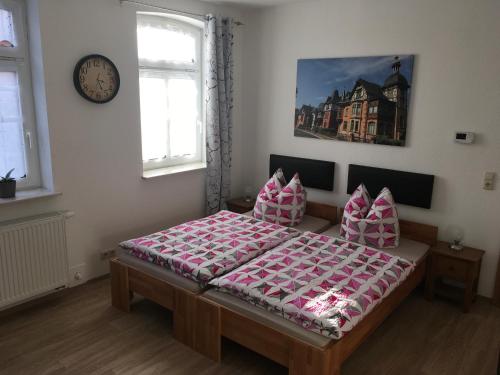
(96, 73, 104, 90)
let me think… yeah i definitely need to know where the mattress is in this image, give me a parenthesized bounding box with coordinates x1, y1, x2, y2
(120, 210, 300, 287)
(210, 231, 415, 339)
(243, 211, 332, 234)
(322, 224, 429, 265)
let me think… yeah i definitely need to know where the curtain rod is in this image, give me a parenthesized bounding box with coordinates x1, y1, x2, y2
(119, 0, 244, 25)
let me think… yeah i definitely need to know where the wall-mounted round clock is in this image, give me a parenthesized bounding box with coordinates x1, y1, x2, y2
(73, 54, 120, 104)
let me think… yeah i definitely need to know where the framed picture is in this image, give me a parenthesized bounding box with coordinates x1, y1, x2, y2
(294, 55, 414, 147)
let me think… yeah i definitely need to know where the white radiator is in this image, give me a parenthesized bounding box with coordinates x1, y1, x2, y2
(0, 212, 70, 310)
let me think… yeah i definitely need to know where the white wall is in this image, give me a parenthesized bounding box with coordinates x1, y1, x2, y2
(0, 0, 245, 283)
(241, 0, 500, 296)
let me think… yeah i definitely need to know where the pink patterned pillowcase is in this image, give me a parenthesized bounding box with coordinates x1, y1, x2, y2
(345, 183, 372, 218)
(340, 184, 371, 237)
(255, 168, 286, 201)
(341, 187, 400, 249)
(254, 169, 285, 221)
(253, 173, 306, 227)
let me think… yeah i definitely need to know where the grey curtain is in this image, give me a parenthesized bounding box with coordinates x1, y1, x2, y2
(205, 15, 234, 215)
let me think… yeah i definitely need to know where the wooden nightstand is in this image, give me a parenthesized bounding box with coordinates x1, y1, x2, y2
(425, 241, 484, 312)
(226, 197, 256, 214)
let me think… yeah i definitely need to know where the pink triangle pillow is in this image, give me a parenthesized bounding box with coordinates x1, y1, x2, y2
(339, 184, 371, 238)
(253, 172, 306, 227)
(344, 184, 372, 219)
(340, 186, 400, 249)
(253, 168, 286, 220)
(257, 168, 286, 201)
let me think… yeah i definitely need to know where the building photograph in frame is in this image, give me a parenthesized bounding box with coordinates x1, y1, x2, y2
(294, 55, 414, 146)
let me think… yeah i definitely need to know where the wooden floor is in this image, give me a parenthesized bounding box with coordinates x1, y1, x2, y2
(0, 279, 499, 375)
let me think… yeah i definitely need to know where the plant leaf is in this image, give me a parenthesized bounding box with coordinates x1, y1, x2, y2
(4, 168, 15, 180)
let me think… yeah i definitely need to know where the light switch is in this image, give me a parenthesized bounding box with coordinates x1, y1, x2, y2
(483, 172, 496, 190)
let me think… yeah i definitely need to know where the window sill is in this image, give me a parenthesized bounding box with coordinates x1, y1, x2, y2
(0, 188, 61, 206)
(142, 162, 207, 180)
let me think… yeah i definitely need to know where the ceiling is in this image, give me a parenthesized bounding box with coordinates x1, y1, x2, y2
(200, 0, 302, 8)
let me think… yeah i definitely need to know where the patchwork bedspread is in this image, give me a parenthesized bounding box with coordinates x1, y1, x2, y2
(210, 232, 414, 339)
(120, 210, 300, 286)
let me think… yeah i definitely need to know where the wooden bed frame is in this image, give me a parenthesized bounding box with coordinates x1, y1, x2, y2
(110, 258, 199, 347)
(193, 218, 438, 375)
(110, 201, 338, 349)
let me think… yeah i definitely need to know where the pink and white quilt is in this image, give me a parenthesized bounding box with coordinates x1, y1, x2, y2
(120, 210, 300, 286)
(210, 231, 414, 339)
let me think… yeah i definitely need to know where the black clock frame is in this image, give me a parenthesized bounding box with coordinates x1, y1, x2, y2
(73, 54, 120, 104)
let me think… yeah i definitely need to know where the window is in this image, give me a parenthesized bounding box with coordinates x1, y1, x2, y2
(368, 103, 378, 115)
(352, 102, 362, 116)
(0, 0, 39, 189)
(368, 121, 376, 135)
(353, 88, 364, 100)
(349, 119, 360, 132)
(137, 13, 204, 171)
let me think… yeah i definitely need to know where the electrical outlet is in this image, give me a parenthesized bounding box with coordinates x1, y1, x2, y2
(100, 248, 117, 260)
(483, 172, 496, 190)
(69, 264, 87, 287)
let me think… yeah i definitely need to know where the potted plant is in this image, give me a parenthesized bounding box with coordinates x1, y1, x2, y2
(0, 168, 16, 198)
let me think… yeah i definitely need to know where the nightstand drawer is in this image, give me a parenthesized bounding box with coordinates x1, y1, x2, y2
(435, 256, 468, 281)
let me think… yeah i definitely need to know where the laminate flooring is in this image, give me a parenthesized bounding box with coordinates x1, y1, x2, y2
(0, 278, 498, 375)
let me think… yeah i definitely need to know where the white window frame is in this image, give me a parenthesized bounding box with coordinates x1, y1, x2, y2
(368, 121, 376, 135)
(0, 0, 40, 189)
(352, 102, 362, 116)
(137, 13, 205, 172)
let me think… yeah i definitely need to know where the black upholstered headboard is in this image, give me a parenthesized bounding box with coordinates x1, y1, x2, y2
(269, 154, 335, 191)
(347, 164, 435, 209)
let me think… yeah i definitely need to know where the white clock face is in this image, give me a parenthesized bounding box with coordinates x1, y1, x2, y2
(75, 55, 119, 103)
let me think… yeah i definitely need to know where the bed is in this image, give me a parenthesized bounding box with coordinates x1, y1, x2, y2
(194, 218, 437, 375)
(192, 157, 437, 374)
(110, 201, 338, 347)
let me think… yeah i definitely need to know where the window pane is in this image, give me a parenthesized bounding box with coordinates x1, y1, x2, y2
(0, 71, 26, 179)
(137, 20, 196, 65)
(0, 8, 16, 48)
(167, 78, 198, 158)
(139, 74, 168, 162)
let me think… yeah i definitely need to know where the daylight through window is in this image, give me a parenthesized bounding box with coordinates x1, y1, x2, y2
(137, 13, 203, 171)
(0, 0, 39, 188)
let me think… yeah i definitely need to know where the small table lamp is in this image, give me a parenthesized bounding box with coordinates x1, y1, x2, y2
(449, 226, 465, 251)
(244, 186, 253, 203)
